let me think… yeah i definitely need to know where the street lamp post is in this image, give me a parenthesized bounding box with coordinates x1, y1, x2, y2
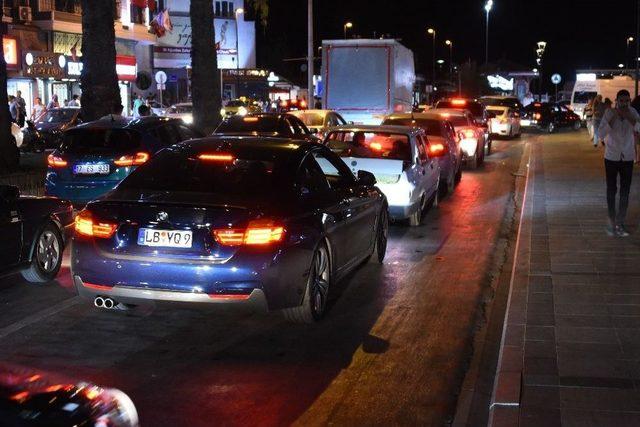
(445, 40, 453, 80)
(627, 37, 634, 69)
(484, 0, 493, 64)
(343, 22, 353, 39)
(428, 28, 436, 96)
(235, 7, 244, 99)
(307, 0, 313, 106)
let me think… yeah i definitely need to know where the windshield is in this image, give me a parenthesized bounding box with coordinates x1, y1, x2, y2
(38, 109, 76, 124)
(59, 129, 141, 155)
(216, 116, 281, 133)
(382, 118, 441, 136)
(118, 148, 287, 197)
(326, 131, 412, 161)
(170, 105, 193, 114)
(293, 113, 325, 127)
(437, 101, 484, 117)
(572, 91, 597, 104)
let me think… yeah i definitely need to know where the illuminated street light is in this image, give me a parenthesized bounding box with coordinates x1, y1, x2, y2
(427, 28, 437, 91)
(234, 7, 244, 98)
(533, 68, 538, 73)
(619, 63, 625, 69)
(445, 40, 453, 77)
(627, 37, 635, 69)
(484, 0, 493, 64)
(343, 22, 353, 39)
(437, 59, 445, 64)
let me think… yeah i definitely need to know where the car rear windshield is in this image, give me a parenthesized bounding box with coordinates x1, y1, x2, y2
(216, 116, 280, 133)
(59, 129, 141, 154)
(326, 131, 411, 161)
(118, 148, 288, 197)
(572, 91, 597, 104)
(293, 113, 325, 127)
(437, 101, 484, 117)
(486, 108, 506, 116)
(38, 109, 76, 124)
(382, 118, 441, 136)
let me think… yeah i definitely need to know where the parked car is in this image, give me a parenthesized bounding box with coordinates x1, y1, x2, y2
(520, 102, 582, 133)
(485, 105, 522, 138)
(0, 184, 73, 283)
(325, 125, 441, 226)
(148, 100, 169, 116)
(289, 109, 347, 139)
(45, 116, 204, 205)
(382, 113, 462, 196)
(430, 108, 487, 169)
(71, 137, 388, 323)
(214, 113, 321, 143)
(166, 102, 194, 124)
(221, 99, 262, 117)
(34, 107, 82, 150)
(0, 363, 139, 426)
(435, 98, 492, 150)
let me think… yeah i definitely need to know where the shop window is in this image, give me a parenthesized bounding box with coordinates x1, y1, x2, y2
(221, 1, 228, 17)
(215, 1, 221, 16)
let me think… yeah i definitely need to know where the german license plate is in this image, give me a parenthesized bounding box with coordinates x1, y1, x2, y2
(137, 229, 193, 248)
(521, 120, 531, 126)
(74, 164, 110, 175)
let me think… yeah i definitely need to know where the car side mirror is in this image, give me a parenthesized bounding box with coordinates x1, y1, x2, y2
(0, 185, 20, 200)
(357, 170, 377, 186)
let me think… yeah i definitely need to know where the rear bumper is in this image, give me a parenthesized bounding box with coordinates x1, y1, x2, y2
(73, 275, 269, 312)
(45, 178, 117, 205)
(389, 201, 420, 220)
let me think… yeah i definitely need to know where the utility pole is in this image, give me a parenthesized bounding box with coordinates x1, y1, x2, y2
(307, 0, 314, 103)
(636, 0, 639, 97)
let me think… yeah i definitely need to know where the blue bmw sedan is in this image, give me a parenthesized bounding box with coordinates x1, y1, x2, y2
(71, 137, 388, 323)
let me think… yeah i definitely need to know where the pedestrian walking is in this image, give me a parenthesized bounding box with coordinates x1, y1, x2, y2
(598, 89, 639, 237)
(592, 95, 605, 147)
(47, 94, 59, 110)
(8, 96, 19, 123)
(31, 97, 45, 122)
(133, 94, 144, 118)
(585, 97, 595, 139)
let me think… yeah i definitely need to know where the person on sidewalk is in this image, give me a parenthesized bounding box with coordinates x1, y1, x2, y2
(598, 89, 640, 237)
(585, 96, 595, 139)
(593, 95, 605, 147)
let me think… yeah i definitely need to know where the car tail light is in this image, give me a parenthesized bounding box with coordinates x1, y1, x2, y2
(369, 142, 383, 151)
(243, 117, 259, 122)
(114, 152, 149, 167)
(74, 210, 118, 239)
(428, 142, 446, 156)
(198, 153, 235, 162)
(213, 219, 285, 246)
(451, 99, 467, 106)
(461, 129, 476, 139)
(300, 100, 307, 108)
(47, 154, 67, 168)
(534, 113, 542, 120)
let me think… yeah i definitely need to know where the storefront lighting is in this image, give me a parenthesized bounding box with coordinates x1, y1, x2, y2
(25, 52, 34, 66)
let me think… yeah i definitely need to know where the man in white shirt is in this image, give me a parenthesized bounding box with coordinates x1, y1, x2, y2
(598, 89, 640, 236)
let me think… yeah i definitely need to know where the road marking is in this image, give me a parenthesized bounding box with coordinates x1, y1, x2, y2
(487, 141, 533, 426)
(0, 297, 81, 339)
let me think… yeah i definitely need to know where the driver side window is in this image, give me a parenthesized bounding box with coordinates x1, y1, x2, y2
(296, 155, 331, 195)
(312, 149, 355, 189)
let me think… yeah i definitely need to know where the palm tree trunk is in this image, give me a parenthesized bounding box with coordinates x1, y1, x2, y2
(0, 7, 18, 173)
(191, 0, 221, 132)
(80, 0, 121, 121)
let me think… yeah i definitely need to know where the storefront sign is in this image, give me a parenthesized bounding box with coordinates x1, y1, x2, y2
(24, 51, 66, 79)
(487, 74, 514, 91)
(222, 69, 269, 79)
(66, 55, 137, 81)
(3, 37, 19, 70)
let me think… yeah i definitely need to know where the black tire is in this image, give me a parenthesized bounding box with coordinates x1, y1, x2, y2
(282, 243, 331, 323)
(486, 139, 492, 155)
(467, 154, 478, 169)
(573, 121, 581, 131)
(21, 222, 63, 284)
(547, 122, 555, 133)
(408, 195, 425, 226)
(372, 207, 388, 263)
(455, 162, 462, 183)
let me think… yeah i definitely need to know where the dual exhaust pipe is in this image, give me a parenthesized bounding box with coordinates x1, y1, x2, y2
(94, 296, 117, 310)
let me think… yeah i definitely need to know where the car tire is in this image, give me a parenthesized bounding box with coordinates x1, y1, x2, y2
(467, 154, 478, 169)
(455, 162, 462, 183)
(21, 222, 63, 284)
(573, 121, 581, 131)
(547, 122, 555, 133)
(431, 188, 439, 208)
(282, 242, 331, 323)
(408, 195, 425, 226)
(372, 207, 388, 264)
(486, 139, 492, 155)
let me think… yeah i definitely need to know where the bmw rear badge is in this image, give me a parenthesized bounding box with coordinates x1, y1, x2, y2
(157, 212, 169, 222)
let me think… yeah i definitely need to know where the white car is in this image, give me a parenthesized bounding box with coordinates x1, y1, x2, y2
(166, 102, 194, 124)
(325, 125, 442, 226)
(486, 106, 521, 138)
(429, 108, 487, 169)
(289, 109, 347, 139)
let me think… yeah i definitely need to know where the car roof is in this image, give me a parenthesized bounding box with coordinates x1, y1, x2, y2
(290, 109, 333, 115)
(178, 136, 319, 157)
(329, 124, 422, 135)
(72, 116, 185, 131)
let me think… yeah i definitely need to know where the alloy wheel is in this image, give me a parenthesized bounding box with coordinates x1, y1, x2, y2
(36, 231, 60, 273)
(311, 246, 330, 316)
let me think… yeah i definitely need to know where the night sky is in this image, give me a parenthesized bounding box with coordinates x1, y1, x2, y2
(254, 0, 638, 92)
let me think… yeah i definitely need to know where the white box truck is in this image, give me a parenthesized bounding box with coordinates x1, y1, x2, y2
(571, 73, 637, 120)
(321, 39, 416, 125)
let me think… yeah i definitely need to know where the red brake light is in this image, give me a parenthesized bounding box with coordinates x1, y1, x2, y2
(463, 129, 476, 139)
(114, 152, 149, 167)
(534, 113, 542, 120)
(47, 154, 67, 168)
(74, 210, 118, 239)
(198, 153, 235, 162)
(369, 142, 383, 151)
(451, 99, 467, 106)
(428, 142, 446, 155)
(213, 219, 285, 246)
(300, 100, 307, 108)
(243, 117, 259, 122)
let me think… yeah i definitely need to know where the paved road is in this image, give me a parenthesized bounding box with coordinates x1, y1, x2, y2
(0, 135, 528, 426)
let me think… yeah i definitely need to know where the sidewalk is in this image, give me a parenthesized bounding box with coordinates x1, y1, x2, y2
(490, 131, 640, 427)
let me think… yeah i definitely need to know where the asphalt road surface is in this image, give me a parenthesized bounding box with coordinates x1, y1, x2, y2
(0, 133, 536, 426)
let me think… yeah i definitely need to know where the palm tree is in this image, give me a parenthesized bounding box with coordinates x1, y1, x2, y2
(190, 0, 269, 132)
(79, 0, 120, 121)
(0, 7, 18, 173)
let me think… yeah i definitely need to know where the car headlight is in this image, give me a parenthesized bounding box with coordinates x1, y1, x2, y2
(220, 108, 226, 116)
(182, 115, 193, 124)
(460, 138, 478, 156)
(238, 106, 248, 116)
